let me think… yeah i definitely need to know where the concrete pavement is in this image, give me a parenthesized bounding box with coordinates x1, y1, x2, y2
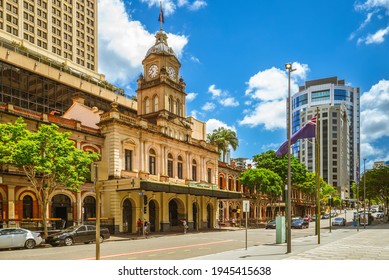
(107, 221, 389, 260)
(189, 222, 389, 260)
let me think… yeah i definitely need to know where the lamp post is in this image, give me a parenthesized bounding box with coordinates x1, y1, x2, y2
(363, 158, 366, 229)
(285, 63, 295, 254)
(329, 195, 332, 233)
(94, 163, 100, 260)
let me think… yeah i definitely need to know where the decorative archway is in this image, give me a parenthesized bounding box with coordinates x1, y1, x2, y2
(83, 196, 96, 222)
(192, 202, 199, 231)
(122, 198, 133, 233)
(51, 194, 72, 228)
(148, 200, 158, 232)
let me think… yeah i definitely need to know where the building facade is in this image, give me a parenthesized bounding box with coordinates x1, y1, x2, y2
(0, 16, 242, 232)
(292, 77, 360, 199)
(0, 0, 98, 76)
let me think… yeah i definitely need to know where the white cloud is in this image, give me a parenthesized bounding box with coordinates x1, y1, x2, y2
(245, 63, 309, 101)
(365, 26, 389, 44)
(206, 119, 236, 134)
(352, 0, 389, 44)
(220, 97, 239, 107)
(239, 99, 286, 130)
(360, 79, 389, 142)
(98, 0, 188, 88)
(140, 0, 176, 15)
(241, 62, 309, 130)
(186, 92, 198, 102)
(202, 102, 216, 111)
(177, 0, 207, 10)
(208, 84, 222, 98)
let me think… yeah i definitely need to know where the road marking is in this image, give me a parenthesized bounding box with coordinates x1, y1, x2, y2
(80, 239, 234, 260)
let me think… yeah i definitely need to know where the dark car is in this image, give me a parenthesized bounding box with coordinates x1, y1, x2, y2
(45, 225, 110, 246)
(332, 217, 346, 226)
(291, 218, 309, 229)
(265, 220, 276, 229)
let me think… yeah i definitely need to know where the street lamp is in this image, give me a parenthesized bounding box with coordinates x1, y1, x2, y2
(363, 158, 366, 229)
(329, 195, 332, 233)
(285, 62, 295, 254)
(94, 163, 100, 260)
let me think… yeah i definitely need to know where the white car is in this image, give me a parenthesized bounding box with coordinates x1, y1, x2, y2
(0, 228, 43, 249)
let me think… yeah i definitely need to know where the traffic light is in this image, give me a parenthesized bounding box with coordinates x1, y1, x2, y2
(219, 201, 223, 208)
(144, 206, 147, 214)
(237, 208, 241, 214)
(144, 195, 148, 205)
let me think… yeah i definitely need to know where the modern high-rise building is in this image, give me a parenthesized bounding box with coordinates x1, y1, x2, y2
(292, 77, 360, 199)
(0, 0, 98, 78)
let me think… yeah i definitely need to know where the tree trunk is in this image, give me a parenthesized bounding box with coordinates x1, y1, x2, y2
(41, 190, 49, 239)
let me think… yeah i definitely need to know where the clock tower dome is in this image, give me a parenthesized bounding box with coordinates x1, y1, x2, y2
(136, 30, 187, 122)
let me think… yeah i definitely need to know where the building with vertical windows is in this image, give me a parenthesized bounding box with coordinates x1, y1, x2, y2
(0, 5, 242, 232)
(0, 0, 99, 77)
(292, 77, 360, 199)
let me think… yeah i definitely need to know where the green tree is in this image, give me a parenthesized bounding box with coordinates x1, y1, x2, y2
(207, 127, 239, 162)
(0, 118, 99, 237)
(364, 167, 389, 216)
(239, 168, 283, 219)
(252, 150, 309, 187)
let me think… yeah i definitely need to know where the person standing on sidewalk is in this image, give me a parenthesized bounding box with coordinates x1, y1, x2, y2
(137, 218, 142, 235)
(183, 219, 188, 234)
(143, 220, 149, 238)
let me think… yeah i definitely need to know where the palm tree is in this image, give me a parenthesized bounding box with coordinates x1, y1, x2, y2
(207, 127, 239, 162)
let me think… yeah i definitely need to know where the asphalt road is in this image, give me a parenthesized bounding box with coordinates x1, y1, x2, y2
(0, 216, 353, 260)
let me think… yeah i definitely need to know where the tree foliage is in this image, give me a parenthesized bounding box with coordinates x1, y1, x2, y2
(252, 150, 309, 187)
(207, 127, 239, 162)
(0, 118, 99, 237)
(239, 168, 283, 218)
(363, 167, 389, 212)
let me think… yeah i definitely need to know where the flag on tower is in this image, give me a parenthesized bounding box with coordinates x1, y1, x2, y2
(275, 116, 317, 156)
(158, 2, 164, 24)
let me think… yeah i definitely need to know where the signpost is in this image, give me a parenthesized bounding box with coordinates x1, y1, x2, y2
(243, 200, 249, 250)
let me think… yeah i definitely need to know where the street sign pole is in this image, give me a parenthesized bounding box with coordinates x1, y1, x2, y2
(243, 200, 249, 250)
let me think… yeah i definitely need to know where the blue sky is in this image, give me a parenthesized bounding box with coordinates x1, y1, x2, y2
(97, 0, 389, 168)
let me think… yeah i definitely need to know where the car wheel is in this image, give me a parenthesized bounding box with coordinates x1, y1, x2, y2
(99, 236, 104, 243)
(25, 239, 36, 249)
(64, 237, 73, 246)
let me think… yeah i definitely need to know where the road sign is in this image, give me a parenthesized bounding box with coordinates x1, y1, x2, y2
(243, 200, 250, 213)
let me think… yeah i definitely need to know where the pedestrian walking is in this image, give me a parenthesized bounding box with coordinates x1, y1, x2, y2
(137, 218, 142, 235)
(182, 219, 188, 234)
(143, 220, 149, 238)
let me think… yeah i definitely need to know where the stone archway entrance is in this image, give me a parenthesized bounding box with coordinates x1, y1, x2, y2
(122, 198, 133, 233)
(169, 199, 179, 227)
(149, 200, 157, 232)
(52, 194, 72, 228)
(207, 204, 212, 229)
(193, 202, 199, 231)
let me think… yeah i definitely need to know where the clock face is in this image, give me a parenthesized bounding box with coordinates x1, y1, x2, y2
(167, 66, 176, 80)
(148, 64, 159, 78)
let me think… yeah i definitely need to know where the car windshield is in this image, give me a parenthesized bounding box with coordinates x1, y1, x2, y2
(334, 218, 343, 221)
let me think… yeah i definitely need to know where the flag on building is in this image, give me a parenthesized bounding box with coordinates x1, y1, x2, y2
(158, 2, 164, 24)
(275, 116, 317, 156)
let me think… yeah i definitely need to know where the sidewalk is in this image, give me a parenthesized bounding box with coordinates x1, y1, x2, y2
(190, 222, 389, 260)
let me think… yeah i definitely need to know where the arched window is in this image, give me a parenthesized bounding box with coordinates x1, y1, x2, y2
(192, 159, 197, 181)
(149, 148, 156, 175)
(145, 97, 150, 114)
(177, 155, 183, 179)
(167, 153, 173, 177)
(174, 100, 177, 114)
(176, 99, 181, 116)
(168, 96, 173, 112)
(23, 195, 33, 219)
(153, 95, 158, 112)
(83, 196, 96, 221)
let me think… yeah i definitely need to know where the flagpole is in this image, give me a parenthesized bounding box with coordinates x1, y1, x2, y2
(316, 106, 321, 244)
(159, 1, 163, 31)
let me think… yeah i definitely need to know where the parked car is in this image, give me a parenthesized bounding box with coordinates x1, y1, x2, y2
(291, 218, 309, 229)
(265, 220, 276, 229)
(0, 228, 43, 249)
(332, 217, 346, 226)
(322, 213, 330, 219)
(45, 225, 110, 246)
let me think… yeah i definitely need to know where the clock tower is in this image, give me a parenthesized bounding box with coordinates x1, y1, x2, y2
(136, 30, 187, 122)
